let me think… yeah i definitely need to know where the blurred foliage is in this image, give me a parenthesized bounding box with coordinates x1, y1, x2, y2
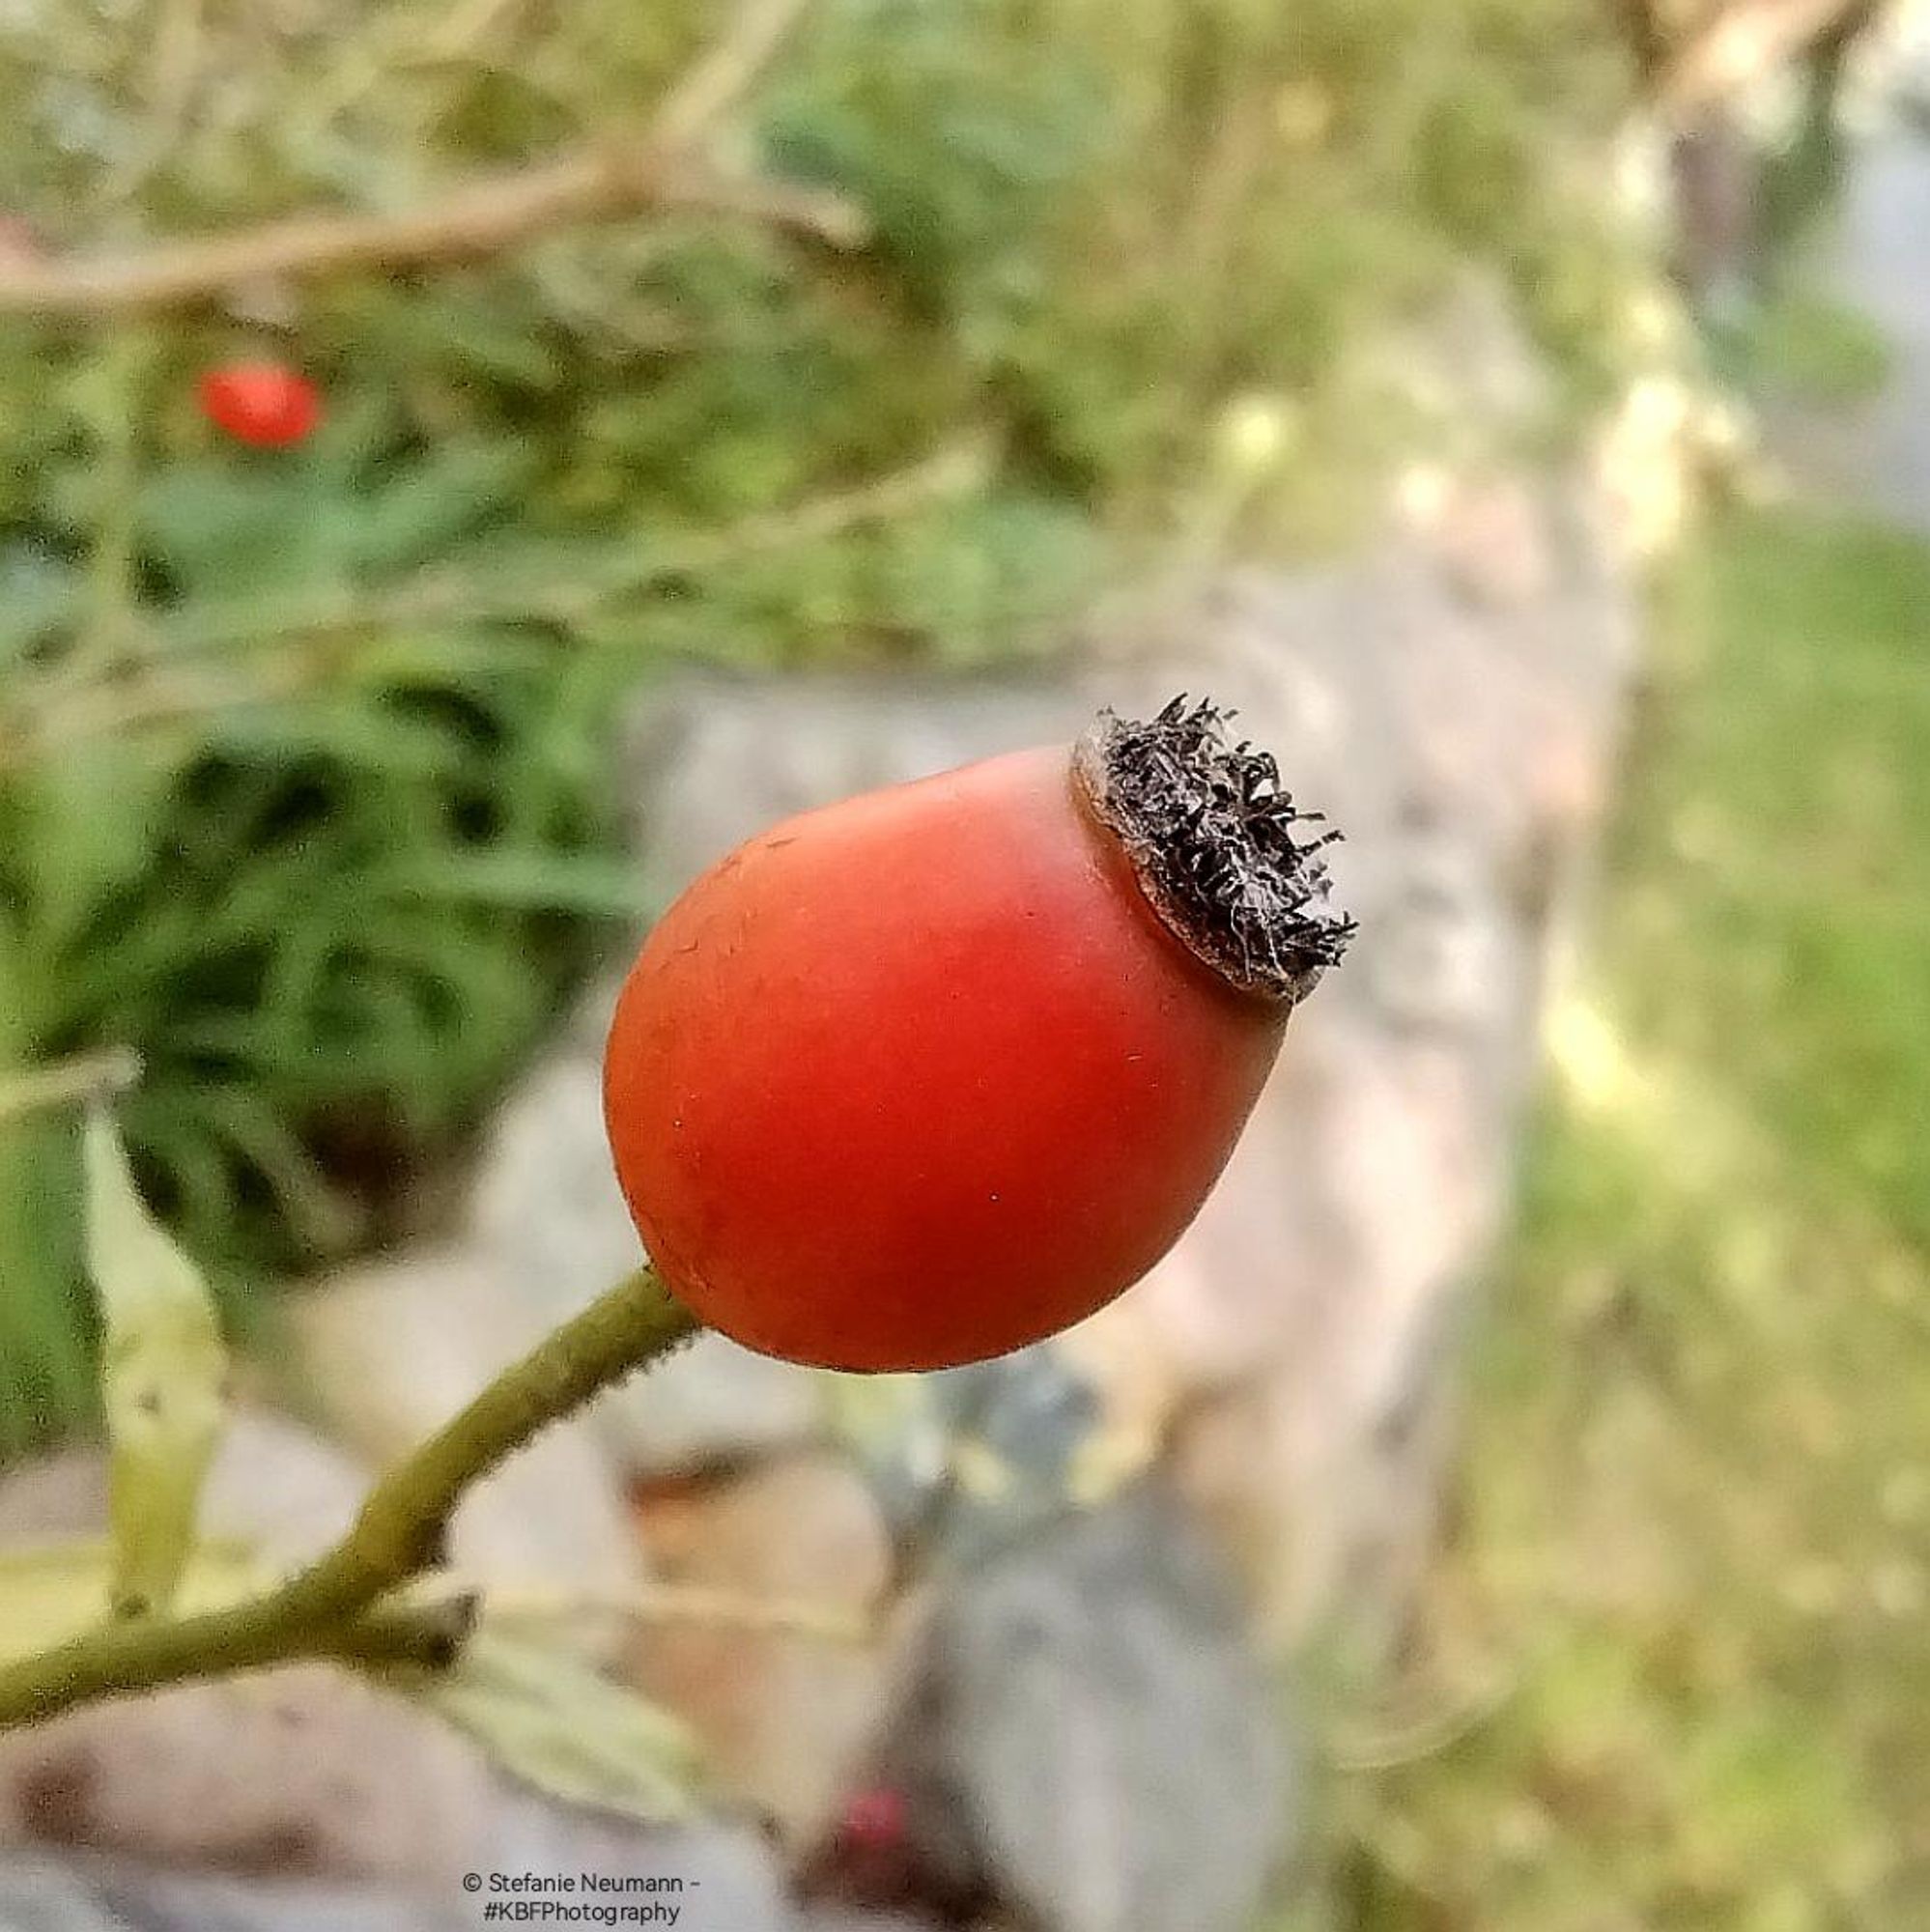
(0, 0, 1640, 1450)
(1290, 509, 1930, 1929)
(1729, 285, 1896, 402)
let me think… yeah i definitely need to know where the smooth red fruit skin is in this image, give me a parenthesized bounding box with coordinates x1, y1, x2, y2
(603, 746, 1288, 1373)
(197, 362, 322, 447)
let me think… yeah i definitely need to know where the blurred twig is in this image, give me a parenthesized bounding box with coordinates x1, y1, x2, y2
(0, 1049, 143, 1128)
(647, 0, 817, 153)
(425, 0, 531, 61)
(1323, 1662, 1524, 1772)
(99, 0, 206, 205)
(481, 1581, 876, 1646)
(0, 436, 992, 765)
(0, 0, 859, 320)
(0, 157, 863, 320)
(0, 656, 318, 776)
(155, 435, 997, 657)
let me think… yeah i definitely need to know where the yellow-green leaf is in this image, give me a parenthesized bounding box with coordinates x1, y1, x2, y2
(83, 1109, 229, 1619)
(0, 1537, 270, 1665)
(400, 1628, 702, 1823)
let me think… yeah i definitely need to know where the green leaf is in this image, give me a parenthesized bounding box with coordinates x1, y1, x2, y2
(188, 1086, 362, 1253)
(379, 849, 647, 918)
(194, 704, 471, 781)
(14, 742, 180, 958)
(400, 1628, 702, 1824)
(137, 462, 338, 600)
(350, 442, 530, 577)
(83, 1109, 230, 1619)
(0, 541, 82, 667)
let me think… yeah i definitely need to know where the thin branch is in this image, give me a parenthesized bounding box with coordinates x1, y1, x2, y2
(0, 655, 320, 777)
(481, 1582, 875, 1647)
(326, 1592, 483, 1672)
(426, 0, 531, 61)
(1323, 1662, 1523, 1772)
(0, 0, 852, 321)
(0, 155, 865, 320)
(0, 1267, 698, 1730)
(0, 438, 993, 769)
(100, 0, 207, 206)
(157, 435, 996, 657)
(0, 1049, 143, 1127)
(646, 0, 816, 153)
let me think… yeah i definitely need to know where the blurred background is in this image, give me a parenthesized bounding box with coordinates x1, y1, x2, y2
(0, 1, 1925, 1928)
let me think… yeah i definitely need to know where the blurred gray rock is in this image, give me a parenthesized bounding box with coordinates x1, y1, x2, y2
(796, 1914, 940, 1932)
(1059, 463, 1635, 1641)
(623, 675, 1088, 893)
(467, 1055, 824, 1478)
(278, 1247, 647, 1602)
(875, 1487, 1292, 1932)
(922, 1358, 1103, 1492)
(0, 1661, 494, 1888)
(853, 1355, 1104, 1566)
(608, 448, 1635, 1657)
(90, 1862, 464, 1932)
(630, 1453, 898, 1850)
(486, 1793, 793, 1929)
(0, 1854, 127, 1932)
(0, 1804, 797, 1932)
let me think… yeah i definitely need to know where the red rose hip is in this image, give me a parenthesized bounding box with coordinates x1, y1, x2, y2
(198, 361, 322, 447)
(603, 699, 1352, 1372)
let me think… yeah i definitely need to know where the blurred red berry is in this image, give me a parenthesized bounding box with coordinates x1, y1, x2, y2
(198, 362, 322, 448)
(837, 1785, 909, 1855)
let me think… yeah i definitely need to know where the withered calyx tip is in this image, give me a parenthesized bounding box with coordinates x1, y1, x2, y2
(1075, 696, 1356, 1003)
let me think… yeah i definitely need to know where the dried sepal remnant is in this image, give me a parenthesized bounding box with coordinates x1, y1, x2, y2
(1075, 696, 1356, 1003)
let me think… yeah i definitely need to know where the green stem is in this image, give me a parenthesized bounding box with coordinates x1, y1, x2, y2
(329, 1592, 483, 1672)
(0, 1265, 697, 1729)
